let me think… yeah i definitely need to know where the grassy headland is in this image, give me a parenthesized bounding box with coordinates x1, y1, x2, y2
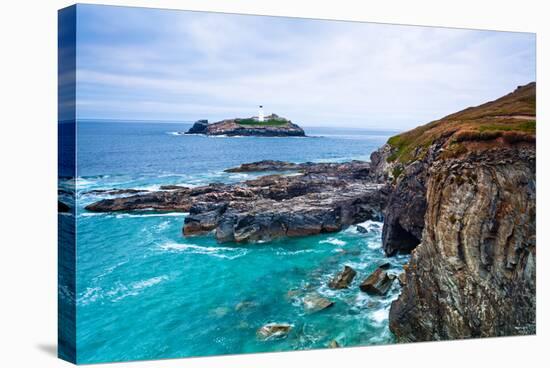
(386, 82, 536, 165)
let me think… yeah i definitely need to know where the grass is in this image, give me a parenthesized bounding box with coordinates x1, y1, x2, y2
(236, 118, 289, 126)
(386, 82, 536, 165)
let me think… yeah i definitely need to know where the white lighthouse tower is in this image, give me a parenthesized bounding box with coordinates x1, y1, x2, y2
(258, 105, 265, 122)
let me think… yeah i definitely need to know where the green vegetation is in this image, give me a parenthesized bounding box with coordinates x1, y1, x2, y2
(386, 83, 536, 165)
(236, 118, 288, 126)
(392, 165, 404, 182)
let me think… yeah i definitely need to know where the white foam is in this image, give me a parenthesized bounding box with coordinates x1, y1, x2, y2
(115, 212, 188, 219)
(320, 238, 347, 246)
(371, 307, 389, 324)
(132, 276, 168, 290)
(159, 242, 248, 259)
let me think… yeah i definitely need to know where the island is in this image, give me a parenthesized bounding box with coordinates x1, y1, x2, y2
(184, 113, 306, 137)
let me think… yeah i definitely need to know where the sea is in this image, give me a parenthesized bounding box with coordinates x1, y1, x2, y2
(61, 120, 409, 363)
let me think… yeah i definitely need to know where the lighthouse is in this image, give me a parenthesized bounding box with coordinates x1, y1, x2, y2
(258, 105, 264, 122)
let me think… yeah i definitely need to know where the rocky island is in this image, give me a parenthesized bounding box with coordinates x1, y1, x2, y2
(184, 114, 306, 137)
(85, 82, 536, 343)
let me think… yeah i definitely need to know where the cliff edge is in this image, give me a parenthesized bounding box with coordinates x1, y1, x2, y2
(376, 82, 536, 340)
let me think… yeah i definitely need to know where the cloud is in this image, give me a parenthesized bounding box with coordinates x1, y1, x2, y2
(75, 4, 536, 129)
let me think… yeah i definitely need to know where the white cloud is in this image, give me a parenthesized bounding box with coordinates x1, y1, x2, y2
(76, 6, 535, 129)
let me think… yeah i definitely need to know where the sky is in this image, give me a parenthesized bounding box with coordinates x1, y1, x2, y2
(74, 4, 536, 130)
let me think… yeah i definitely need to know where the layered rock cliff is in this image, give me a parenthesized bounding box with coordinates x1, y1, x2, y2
(381, 82, 536, 340)
(184, 114, 306, 137)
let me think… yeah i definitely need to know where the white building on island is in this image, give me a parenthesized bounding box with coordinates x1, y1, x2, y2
(258, 105, 264, 122)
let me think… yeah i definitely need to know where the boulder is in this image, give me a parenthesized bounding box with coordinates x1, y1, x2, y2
(328, 266, 357, 289)
(359, 268, 395, 295)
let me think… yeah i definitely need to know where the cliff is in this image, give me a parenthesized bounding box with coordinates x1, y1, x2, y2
(184, 114, 306, 137)
(377, 82, 536, 340)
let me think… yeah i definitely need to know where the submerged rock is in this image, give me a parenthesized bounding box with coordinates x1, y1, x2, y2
(257, 323, 293, 340)
(359, 268, 395, 295)
(235, 301, 257, 312)
(303, 293, 334, 313)
(328, 266, 357, 289)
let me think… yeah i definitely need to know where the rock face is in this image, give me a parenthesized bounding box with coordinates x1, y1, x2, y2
(389, 147, 536, 341)
(328, 265, 357, 289)
(385, 83, 536, 341)
(86, 160, 389, 243)
(184, 114, 306, 137)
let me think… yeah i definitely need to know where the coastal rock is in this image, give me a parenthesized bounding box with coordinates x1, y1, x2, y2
(159, 185, 190, 190)
(257, 323, 293, 340)
(386, 83, 536, 342)
(328, 340, 340, 348)
(359, 268, 395, 295)
(184, 114, 306, 137)
(225, 160, 301, 173)
(328, 265, 357, 289)
(86, 161, 388, 244)
(186, 119, 209, 134)
(303, 293, 335, 313)
(389, 147, 536, 341)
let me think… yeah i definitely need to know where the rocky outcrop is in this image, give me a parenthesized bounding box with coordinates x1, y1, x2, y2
(389, 147, 536, 341)
(186, 119, 209, 134)
(184, 114, 306, 137)
(86, 161, 388, 243)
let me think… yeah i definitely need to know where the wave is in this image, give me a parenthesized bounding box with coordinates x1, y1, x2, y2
(158, 241, 249, 259)
(320, 238, 347, 246)
(166, 131, 183, 136)
(79, 275, 169, 305)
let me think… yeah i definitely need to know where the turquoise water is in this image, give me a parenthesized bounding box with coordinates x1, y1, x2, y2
(70, 121, 408, 363)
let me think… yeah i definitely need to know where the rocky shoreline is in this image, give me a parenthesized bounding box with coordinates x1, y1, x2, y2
(84, 82, 536, 343)
(86, 160, 389, 242)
